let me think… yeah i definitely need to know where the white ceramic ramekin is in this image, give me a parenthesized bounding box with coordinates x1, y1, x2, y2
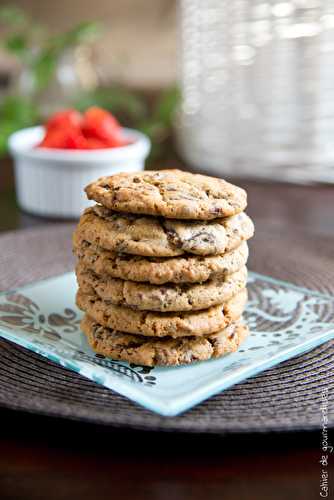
(8, 126, 151, 218)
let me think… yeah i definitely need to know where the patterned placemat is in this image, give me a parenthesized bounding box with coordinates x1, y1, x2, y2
(0, 224, 333, 432)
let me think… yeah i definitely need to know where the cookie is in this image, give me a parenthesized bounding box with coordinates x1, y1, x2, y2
(82, 315, 249, 367)
(85, 169, 247, 220)
(76, 288, 247, 338)
(76, 263, 248, 312)
(74, 206, 253, 257)
(74, 239, 249, 285)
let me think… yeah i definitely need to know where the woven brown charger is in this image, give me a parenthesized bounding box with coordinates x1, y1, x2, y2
(0, 223, 333, 433)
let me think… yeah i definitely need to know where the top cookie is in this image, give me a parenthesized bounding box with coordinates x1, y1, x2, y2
(85, 169, 247, 220)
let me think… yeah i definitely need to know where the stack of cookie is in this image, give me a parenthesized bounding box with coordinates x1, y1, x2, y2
(73, 170, 254, 367)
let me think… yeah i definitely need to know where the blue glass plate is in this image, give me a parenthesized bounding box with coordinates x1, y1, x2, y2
(0, 271, 333, 416)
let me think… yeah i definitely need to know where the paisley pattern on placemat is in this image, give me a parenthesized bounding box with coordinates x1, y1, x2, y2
(0, 293, 79, 340)
(0, 291, 157, 388)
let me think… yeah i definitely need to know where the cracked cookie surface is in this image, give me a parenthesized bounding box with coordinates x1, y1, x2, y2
(76, 288, 247, 338)
(76, 263, 248, 312)
(82, 315, 249, 366)
(85, 169, 247, 220)
(74, 206, 254, 257)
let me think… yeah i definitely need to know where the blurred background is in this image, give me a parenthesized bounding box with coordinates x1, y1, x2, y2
(0, 0, 178, 157)
(0, 0, 183, 223)
(0, 0, 177, 89)
(1, 0, 334, 222)
(0, 4, 333, 500)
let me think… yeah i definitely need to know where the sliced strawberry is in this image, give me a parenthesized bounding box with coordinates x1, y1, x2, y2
(65, 130, 89, 149)
(46, 109, 83, 131)
(85, 137, 109, 149)
(103, 134, 131, 148)
(82, 106, 121, 142)
(37, 107, 129, 149)
(38, 129, 69, 149)
(38, 128, 88, 149)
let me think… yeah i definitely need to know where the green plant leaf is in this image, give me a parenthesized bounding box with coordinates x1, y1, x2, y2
(0, 6, 27, 26)
(64, 21, 102, 45)
(1, 95, 38, 125)
(3, 33, 27, 58)
(32, 49, 57, 90)
(0, 95, 39, 157)
(50, 21, 102, 51)
(154, 86, 180, 126)
(0, 120, 18, 156)
(138, 121, 165, 140)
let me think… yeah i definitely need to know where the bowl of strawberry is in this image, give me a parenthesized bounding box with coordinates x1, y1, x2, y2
(9, 107, 151, 218)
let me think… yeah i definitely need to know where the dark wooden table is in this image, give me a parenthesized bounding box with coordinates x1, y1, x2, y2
(0, 160, 333, 500)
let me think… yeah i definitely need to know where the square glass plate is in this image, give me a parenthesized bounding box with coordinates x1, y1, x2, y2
(0, 271, 333, 416)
